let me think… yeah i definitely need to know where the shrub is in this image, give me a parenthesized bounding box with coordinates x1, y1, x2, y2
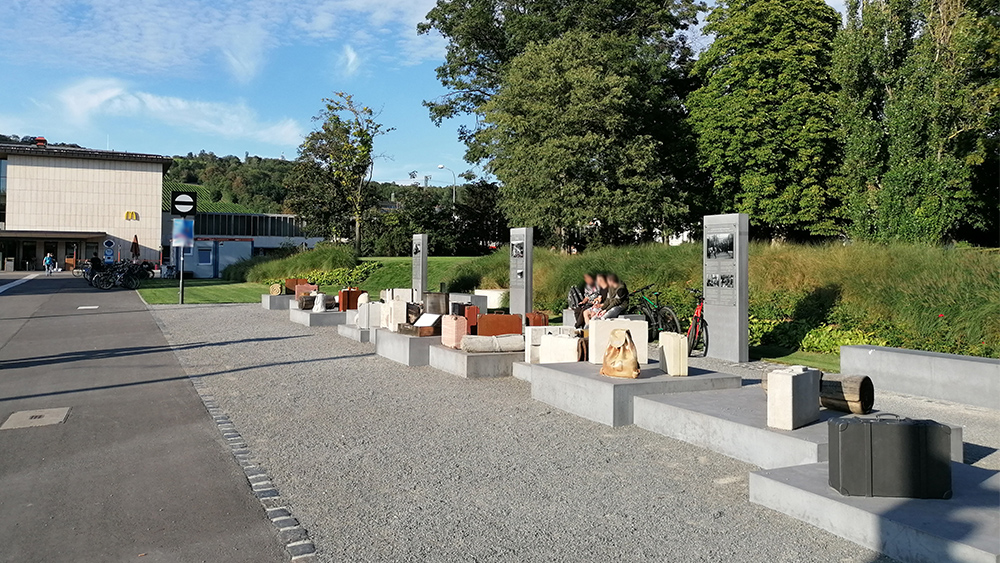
(244, 245, 357, 283)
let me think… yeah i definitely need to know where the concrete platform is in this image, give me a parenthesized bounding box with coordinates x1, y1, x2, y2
(338, 323, 371, 343)
(261, 294, 293, 310)
(289, 308, 347, 327)
(512, 361, 531, 382)
(530, 363, 741, 427)
(750, 462, 1000, 563)
(634, 387, 965, 469)
(429, 345, 522, 379)
(375, 330, 438, 366)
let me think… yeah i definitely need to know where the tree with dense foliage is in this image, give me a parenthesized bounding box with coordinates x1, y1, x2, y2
(165, 151, 295, 213)
(687, 0, 843, 239)
(418, 0, 703, 163)
(835, 0, 999, 243)
(287, 93, 391, 250)
(482, 31, 701, 249)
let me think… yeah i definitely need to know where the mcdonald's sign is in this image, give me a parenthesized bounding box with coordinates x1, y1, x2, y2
(125, 211, 140, 221)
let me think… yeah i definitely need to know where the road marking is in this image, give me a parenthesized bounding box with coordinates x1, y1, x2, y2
(0, 274, 40, 294)
(77, 306, 99, 310)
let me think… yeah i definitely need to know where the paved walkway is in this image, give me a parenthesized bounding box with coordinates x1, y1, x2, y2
(151, 302, 901, 563)
(0, 275, 285, 562)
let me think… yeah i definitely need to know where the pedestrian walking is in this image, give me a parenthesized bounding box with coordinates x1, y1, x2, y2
(43, 253, 56, 276)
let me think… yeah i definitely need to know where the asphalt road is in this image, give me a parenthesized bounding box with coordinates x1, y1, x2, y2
(0, 274, 284, 563)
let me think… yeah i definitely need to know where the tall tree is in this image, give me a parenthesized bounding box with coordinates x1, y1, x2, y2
(418, 0, 703, 163)
(687, 0, 843, 238)
(287, 93, 391, 250)
(481, 31, 701, 249)
(835, 0, 1000, 243)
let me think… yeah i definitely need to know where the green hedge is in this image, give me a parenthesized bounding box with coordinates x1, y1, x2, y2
(441, 243, 1000, 358)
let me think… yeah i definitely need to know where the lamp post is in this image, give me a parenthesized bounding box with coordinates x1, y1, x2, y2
(437, 165, 457, 203)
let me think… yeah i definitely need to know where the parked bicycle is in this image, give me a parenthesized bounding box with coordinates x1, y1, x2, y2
(686, 288, 709, 357)
(628, 284, 681, 342)
(89, 261, 146, 291)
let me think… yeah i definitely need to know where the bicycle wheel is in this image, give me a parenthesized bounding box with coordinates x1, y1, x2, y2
(94, 274, 114, 290)
(656, 307, 681, 334)
(122, 275, 140, 290)
(688, 318, 709, 357)
(72, 268, 83, 278)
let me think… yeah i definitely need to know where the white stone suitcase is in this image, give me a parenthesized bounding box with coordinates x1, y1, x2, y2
(538, 334, 581, 364)
(658, 332, 688, 376)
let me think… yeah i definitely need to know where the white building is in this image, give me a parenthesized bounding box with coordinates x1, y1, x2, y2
(0, 140, 170, 270)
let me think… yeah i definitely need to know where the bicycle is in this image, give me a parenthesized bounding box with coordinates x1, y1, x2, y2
(628, 284, 681, 343)
(686, 288, 709, 357)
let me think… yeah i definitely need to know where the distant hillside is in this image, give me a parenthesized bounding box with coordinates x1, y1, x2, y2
(162, 180, 257, 214)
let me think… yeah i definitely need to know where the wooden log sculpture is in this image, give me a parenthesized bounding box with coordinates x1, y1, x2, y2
(763, 372, 874, 415)
(269, 283, 282, 296)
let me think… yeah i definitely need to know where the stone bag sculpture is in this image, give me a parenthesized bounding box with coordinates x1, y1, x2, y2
(599, 328, 641, 379)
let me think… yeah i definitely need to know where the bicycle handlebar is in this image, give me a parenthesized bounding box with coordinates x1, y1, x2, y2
(632, 284, 654, 294)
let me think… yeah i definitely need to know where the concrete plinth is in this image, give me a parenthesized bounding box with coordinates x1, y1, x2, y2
(290, 308, 347, 327)
(261, 294, 293, 310)
(512, 362, 532, 382)
(429, 345, 522, 378)
(750, 462, 999, 563)
(338, 324, 371, 343)
(634, 387, 965, 469)
(375, 330, 438, 366)
(530, 362, 741, 427)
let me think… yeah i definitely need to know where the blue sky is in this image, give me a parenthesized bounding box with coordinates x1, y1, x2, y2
(0, 0, 846, 185)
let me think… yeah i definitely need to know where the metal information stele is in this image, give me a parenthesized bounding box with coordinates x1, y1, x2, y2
(703, 213, 749, 363)
(171, 218, 195, 304)
(509, 227, 533, 320)
(412, 234, 428, 299)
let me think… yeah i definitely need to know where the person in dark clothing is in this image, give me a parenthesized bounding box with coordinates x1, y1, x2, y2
(599, 273, 629, 319)
(569, 273, 602, 328)
(90, 252, 104, 272)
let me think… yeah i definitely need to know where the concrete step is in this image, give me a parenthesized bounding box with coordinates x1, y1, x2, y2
(428, 345, 522, 378)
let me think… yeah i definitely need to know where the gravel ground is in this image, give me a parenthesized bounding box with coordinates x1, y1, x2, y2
(148, 303, 991, 563)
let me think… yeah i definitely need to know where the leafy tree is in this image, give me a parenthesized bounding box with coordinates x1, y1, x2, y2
(418, 0, 703, 163)
(481, 31, 700, 249)
(835, 0, 1000, 243)
(454, 179, 507, 253)
(286, 93, 392, 250)
(687, 0, 843, 238)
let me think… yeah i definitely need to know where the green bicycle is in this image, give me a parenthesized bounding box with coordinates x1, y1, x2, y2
(628, 284, 681, 343)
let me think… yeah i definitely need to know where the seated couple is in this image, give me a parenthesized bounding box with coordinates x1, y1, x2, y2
(567, 273, 629, 329)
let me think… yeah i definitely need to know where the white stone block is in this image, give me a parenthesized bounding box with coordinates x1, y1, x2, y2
(562, 309, 576, 327)
(658, 332, 688, 376)
(388, 300, 408, 332)
(525, 345, 541, 364)
(358, 302, 381, 330)
(588, 319, 648, 364)
(392, 288, 415, 302)
(766, 365, 822, 430)
(357, 292, 370, 306)
(538, 334, 580, 364)
(525, 325, 576, 346)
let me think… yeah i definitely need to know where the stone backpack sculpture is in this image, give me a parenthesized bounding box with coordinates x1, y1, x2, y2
(599, 328, 640, 379)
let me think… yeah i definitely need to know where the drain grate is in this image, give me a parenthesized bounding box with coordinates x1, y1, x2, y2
(1, 408, 71, 430)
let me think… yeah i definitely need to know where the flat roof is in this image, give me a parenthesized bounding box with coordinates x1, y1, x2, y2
(0, 230, 107, 240)
(0, 144, 172, 172)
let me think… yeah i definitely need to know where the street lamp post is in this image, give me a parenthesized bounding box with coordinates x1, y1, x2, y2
(437, 165, 457, 203)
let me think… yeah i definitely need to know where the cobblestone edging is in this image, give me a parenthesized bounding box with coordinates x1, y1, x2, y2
(189, 374, 317, 561)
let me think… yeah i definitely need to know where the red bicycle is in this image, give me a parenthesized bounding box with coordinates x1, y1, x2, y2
(686, 288, 709, 357)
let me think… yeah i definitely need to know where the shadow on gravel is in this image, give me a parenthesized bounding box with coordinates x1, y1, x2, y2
(0, 353, 375, 402)
(965, 443, 998, 464)
(0, 335, 309, 371)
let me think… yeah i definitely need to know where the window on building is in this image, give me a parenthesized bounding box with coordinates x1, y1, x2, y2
(198, 248, 212, 265)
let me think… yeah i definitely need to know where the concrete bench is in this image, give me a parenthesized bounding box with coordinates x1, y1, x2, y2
(840, 345, 999, 410)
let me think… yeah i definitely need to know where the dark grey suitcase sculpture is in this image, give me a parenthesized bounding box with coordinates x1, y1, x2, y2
(828, 414, 952, 499)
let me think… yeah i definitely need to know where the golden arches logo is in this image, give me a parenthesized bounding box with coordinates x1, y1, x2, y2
(125, 211, 139, 221)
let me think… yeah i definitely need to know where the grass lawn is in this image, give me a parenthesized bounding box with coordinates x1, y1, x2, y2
(139, 279, 344, 305)
(359, 256, 476, 295)
(751, 345, 841, 373)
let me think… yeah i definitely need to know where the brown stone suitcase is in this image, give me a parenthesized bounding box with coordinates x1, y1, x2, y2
(464, 305, 480, 335)
(398, 324, 440, 337)
(828, 414, 952, 499)
(338, 288, 363, 312)
(286, 278, 308, 295)
(441, 315, 468, 349)
(478, 314, 522, 337)
(297, 295, 316, 310)
(295, 284, 318, 299)
(525, 312, 548, 326)
(406, 303, 422, 325)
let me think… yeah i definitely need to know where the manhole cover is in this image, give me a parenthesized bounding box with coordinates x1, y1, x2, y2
(0, 408, 71, 430)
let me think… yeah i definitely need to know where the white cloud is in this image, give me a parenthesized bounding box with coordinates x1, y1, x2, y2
(340, 45, 361, 76)
(58, 78, 303, 146)
(0, 0, 442, 82)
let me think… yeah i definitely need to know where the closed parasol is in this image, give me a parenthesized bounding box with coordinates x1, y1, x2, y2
(130, 235, 141, 259)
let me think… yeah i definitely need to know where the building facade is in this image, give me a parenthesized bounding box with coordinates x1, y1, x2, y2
(0, 142, 171, 270)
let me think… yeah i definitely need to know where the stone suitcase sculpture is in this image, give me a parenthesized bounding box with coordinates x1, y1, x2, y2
(450, 302, 466, 316)
(478, 314, 522, 337)
(297, 295, 316, 310)
(406, 303, 422, 325)
(599, 328, 641, 379)
(525, 312, 548, 327)
(828, 415, 952, 499)
(538, 334, 582, 363)
(358, 302, 381, 330)
(423, 292, 450, 316)
(268, 283, 282, 296)
(441, 315, 468, 349)
(338, 288, 364, 312)
(525, 326, 577, 363)
(762, 372, 875, 415)
(766, 365, 821, 430)
(464, 305, 480, 335)
(461, 334, 525, 353)
(295, 284, 319, 299)
(658, 332, 689, 376)
(588, 319, 649, 364)
(285, 278, 308, 295)
(312, 293, 327, 313)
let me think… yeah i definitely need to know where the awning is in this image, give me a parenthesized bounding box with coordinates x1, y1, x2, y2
(0, 230, 107, 240)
